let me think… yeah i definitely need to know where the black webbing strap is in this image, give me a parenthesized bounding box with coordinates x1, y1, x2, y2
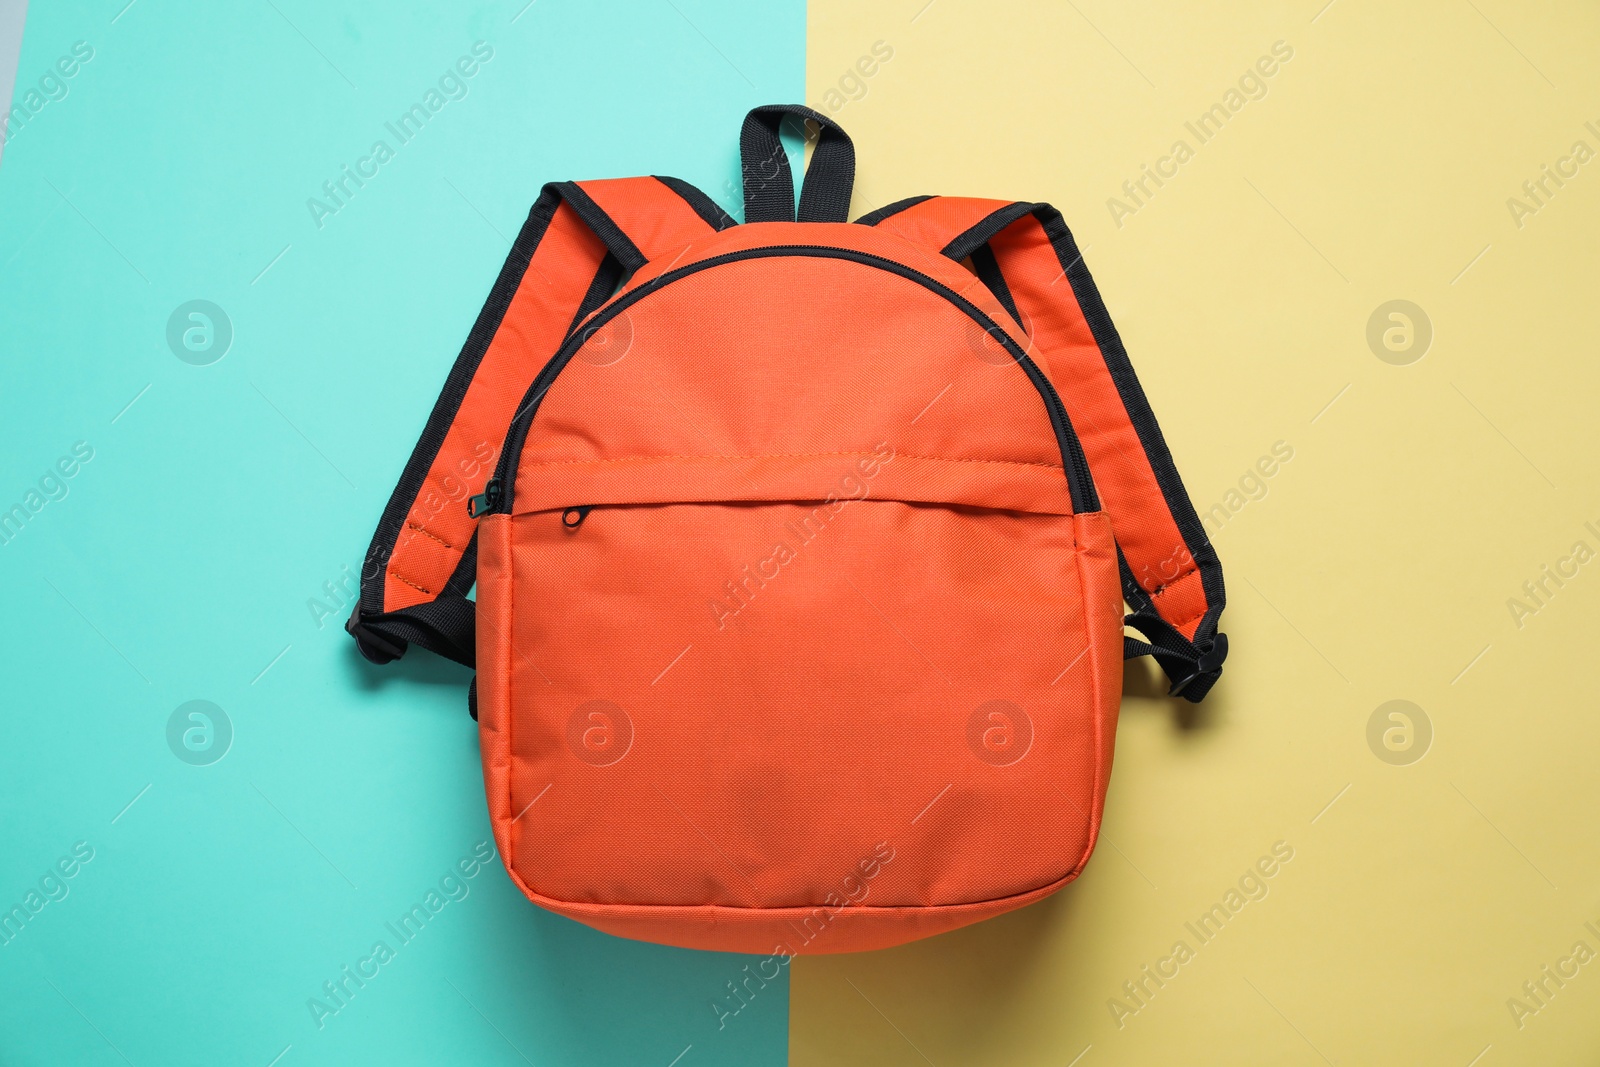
(351, 592, 477, 668)
(1123, 618, 1229, 701)
(740, 104, 856, 223)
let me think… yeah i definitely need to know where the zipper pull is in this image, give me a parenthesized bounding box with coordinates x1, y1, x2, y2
(561, 505, 592, 529)
(467, 479, 500, 518)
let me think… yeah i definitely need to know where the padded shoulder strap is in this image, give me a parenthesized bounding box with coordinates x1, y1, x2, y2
(858, 195, 1013, 256)
(348, 177, 725, 667)
(863, 196, 1228, 700)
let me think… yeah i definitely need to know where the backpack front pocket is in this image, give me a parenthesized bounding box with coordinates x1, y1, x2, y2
(478, 452, 1124, 918)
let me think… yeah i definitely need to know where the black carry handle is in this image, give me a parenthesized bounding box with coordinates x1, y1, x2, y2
(740, 104, 856, 223)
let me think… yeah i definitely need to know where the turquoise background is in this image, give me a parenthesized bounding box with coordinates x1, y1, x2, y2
(0, 1, 801, 1063)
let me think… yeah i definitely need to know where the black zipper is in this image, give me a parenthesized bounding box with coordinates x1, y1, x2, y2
(466, 481, 499, 517)
(482, 245, 1100, 516)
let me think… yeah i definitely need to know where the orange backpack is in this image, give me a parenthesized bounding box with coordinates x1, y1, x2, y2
(349, 105, 1227, 955)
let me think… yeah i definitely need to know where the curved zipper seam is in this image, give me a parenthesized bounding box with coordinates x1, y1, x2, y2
(487, 245, 1099, 515)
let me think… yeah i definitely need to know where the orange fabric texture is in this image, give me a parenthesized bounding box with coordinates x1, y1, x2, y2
(869, 195, 1012, 255)
(575, 177, 718, 264)
(478, 502, 1122, 954)
(475, 219, 1127, 954)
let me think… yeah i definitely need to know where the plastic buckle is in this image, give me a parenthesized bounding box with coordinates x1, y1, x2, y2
(1167, 633, 1228, 699)
(345, 607, 405, 665)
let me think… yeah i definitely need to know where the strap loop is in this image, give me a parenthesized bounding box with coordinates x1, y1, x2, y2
(1123, 612, 1227, 703)
(740, 104, 855, 223)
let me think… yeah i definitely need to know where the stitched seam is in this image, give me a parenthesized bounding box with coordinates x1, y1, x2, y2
(520, 451, 1065, 472)
(390, 571, 433, 596)
(1070, 518, 1105, 879)
(406, 522, 460, 551)
(1150, 569, 1207, 630)
(505, 870, 1078, 914)
(1148, 565, 1200, 598)
(500, 518, 517, 898)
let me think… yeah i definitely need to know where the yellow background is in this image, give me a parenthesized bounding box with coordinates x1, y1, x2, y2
(798, 1, 1600, 1063)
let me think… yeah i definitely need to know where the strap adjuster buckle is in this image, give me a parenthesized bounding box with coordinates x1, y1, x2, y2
(1167, 633, 1228, 700)
(345, 607, 405, 664)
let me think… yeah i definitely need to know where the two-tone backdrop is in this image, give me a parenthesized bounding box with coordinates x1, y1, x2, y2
(2, 1, 1598, 1064)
